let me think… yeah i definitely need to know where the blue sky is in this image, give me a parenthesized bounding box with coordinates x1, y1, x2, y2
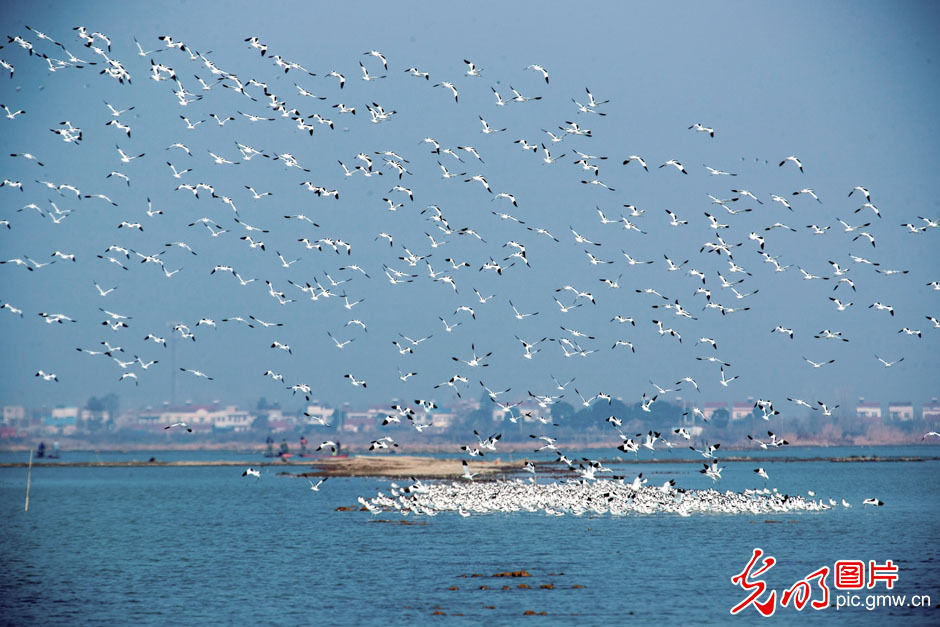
(0, 1, 937, 414)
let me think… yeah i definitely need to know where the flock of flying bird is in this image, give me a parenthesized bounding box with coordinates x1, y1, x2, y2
(1, 25, 936, 511)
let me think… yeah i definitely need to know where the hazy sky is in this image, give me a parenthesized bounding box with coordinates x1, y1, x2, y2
(1, 1, 937, 415)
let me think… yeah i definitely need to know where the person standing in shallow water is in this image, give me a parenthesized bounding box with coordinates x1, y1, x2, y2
(300, 436, 308, 454)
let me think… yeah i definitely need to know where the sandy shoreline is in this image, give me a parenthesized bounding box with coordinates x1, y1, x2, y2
(309, 455, 521, 478)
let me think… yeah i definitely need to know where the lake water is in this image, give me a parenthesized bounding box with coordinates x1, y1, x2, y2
(1, 445, 938, 624)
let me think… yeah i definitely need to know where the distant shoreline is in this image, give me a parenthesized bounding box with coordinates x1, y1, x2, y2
(2, 439, 938, 455)
(1, 453, 935, 476)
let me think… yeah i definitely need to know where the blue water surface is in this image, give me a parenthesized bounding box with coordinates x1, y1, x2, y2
(0, 446, 937, 625)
